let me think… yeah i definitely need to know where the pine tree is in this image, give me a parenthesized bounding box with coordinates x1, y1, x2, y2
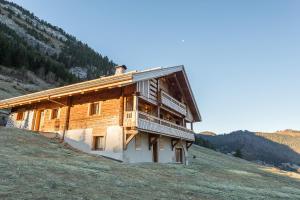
(234, 149, 243, 158)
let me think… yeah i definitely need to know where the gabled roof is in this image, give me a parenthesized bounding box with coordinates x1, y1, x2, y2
(0, 65, 201, 122)
(132, 65, 201, 122)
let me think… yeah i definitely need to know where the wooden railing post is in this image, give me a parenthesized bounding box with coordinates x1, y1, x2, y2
(119, 88, 124, 126)
(133, 94, 139, 127)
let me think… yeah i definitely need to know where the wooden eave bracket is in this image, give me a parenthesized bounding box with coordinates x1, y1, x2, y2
(186, 141, 193, 151)
(171, 138, 180, 151)
(47, 96, 67, 107)
(124, 130, 138, 150)
(148, 134, 159, 150)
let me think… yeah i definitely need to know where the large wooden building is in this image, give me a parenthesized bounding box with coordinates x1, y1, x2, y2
(0, 65, 201, 164)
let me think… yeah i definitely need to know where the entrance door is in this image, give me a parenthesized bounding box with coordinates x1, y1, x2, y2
(175, 148, 183, 163)
(33, 110, 44, 131)
(39, 110, 45, 130)
(152, 140, 158, 162)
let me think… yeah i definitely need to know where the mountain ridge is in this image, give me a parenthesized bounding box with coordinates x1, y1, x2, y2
(196, 129, 300, 172)
(0, 0, 116, 85)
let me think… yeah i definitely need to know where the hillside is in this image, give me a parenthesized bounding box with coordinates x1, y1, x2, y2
(0, 127, 299, 199)
(198, 130, 300, 170)
(0, 0, 116, 85)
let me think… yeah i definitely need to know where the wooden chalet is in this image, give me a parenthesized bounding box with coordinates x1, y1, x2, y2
(0, 65, 201, 164)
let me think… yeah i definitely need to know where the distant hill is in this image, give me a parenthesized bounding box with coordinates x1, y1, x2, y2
(199, 131, 216, 136)
(0, 0, 116, 85)
(197, 130, 300, 171)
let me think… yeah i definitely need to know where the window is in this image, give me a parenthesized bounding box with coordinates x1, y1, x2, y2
(16, 112, 24, 121)
(89, 102, 100, 116)
(125, 96, 133, 111)
(94, 136, 105, 150)
(135, 134, 142, 150)
(51, 108, 59, 119)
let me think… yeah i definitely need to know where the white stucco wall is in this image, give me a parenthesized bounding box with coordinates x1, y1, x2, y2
(6, 110, 34, 130)
(63, 128, 94, 153)
(158, 136, 189, 164)
(123, 132, 153, 163)
(158, 136, 173, 163)
(62, 126, 124, 161)
(123, 133, 189, 164)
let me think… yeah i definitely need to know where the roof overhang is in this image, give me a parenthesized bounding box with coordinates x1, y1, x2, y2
(0, 65, 202, 122)
(0, 73, 133, 109)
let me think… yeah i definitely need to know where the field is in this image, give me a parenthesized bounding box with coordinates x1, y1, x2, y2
(0, 127, 299, 200)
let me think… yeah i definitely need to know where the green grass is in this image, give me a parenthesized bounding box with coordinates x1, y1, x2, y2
(0, 127, 299, 200)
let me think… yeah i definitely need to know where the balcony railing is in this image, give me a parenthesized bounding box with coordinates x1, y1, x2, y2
(124, 111, 194, 141)
(123, 111, 138, 127)
(161, 91, 186, 116)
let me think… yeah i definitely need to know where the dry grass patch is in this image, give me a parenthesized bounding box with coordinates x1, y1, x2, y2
(0, 127, 299, 200)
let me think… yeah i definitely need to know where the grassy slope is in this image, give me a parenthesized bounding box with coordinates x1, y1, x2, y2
(0, 127, 300, 200)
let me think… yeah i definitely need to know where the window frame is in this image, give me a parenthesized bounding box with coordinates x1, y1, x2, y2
(50, 108, 60, 120)
(93, 136, 105, 151)
(89, 102, 101, 116)
(16, 112, 24, 121)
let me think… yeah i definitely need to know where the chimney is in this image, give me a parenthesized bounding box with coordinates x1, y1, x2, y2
(115, 65, 127, 75)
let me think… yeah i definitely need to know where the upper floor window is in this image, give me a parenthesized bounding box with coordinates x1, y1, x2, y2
(89, 102, 100, 116)
(16, 112, 24, 121)
(125, 96, 133, 111)
(51, 108, 59, 119)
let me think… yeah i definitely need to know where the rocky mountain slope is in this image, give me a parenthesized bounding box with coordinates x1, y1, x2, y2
(0, 127, 299, 199)
(197, 130, 300, 171)
(0, 64, 50, 125)
(0, 0, 116, 85)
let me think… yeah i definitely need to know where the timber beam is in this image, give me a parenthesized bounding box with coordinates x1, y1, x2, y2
(186, 141, 193, 151)
(171, 138, 180, 151)
(148, 134, 159, 150)
(47, 96, 67, 107)
(124, 129, 138, 150)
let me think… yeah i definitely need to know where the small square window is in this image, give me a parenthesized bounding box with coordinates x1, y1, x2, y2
(51, 108, 59, 119)
(16, 112, 24, 121)
(94, 136, 105, 151)
(90, 102, 100, 116)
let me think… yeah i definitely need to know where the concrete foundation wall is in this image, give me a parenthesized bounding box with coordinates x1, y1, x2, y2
(62, 126, 124, 161)
(124, 132, 153, 163)
(124, 133, 189, 164)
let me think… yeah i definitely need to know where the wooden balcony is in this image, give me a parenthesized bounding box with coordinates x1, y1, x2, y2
(161, 91, 186, 116)
(124, 111, 194, 141)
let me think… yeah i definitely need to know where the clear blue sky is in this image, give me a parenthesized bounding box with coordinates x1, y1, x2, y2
(11, 0, 300, 133)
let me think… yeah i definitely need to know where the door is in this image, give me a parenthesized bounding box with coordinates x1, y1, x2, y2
(33, 110, 44, 131)
(39, 110, 45, 130)
(175, 148, 183, 163)
(152, 140, 158, 162)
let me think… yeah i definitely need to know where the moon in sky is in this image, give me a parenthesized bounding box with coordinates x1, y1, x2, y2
(181, 39, 185, 42)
